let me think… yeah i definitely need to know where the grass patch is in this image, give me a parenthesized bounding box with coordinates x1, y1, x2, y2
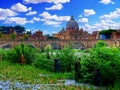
(0, 61, 93, 90)
(0, 61, 71, 84)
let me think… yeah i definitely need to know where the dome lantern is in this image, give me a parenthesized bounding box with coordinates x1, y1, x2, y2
(66, 16, 79, 31)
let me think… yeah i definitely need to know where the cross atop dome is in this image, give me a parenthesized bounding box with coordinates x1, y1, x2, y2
(70, 15, 74, 20)
(66, 15, 79, 31)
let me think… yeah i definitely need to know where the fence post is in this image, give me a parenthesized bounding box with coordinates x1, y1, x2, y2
(75, 60, 80, 82)
(54, 58, 60, 72)
(20, 54, 24, 65)
(94, 69, 101, 86)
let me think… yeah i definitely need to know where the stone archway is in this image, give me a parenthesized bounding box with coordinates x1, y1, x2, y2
(72, 42, 85, 50)
(51, 43, 61, 50)
(45, 43, 61, 50)
(24, 42, 36, 48)
(3, 44, 12, 49)
(26, 44, 35, 48)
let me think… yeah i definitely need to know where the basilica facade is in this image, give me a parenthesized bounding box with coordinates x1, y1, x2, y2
(54, 16, 90, 40)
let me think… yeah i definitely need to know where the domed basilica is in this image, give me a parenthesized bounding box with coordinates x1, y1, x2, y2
(54, 16, 90, 40)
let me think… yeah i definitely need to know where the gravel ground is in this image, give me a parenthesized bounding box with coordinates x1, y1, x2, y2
(0, 80, 105, 90)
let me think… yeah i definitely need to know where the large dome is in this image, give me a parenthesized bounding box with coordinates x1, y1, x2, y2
(66, 16, 79, 31)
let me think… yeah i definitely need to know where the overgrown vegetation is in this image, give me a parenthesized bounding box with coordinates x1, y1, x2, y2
(80, 41, 120, 87)
(6, 44, 36, 64)
(33, 45, 77, 72)
(53, 45, 77, 72)
(0, 41, 120, 89)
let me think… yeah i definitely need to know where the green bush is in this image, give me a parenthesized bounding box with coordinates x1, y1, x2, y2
(32, 53, 54, 71)
(33, 45, 77, 72)
(53, 45, 77, 72)
(94, 40, 107, 48)
(0, 48, 8, 60)
(80, 41, 120, 86)
(6, 44, 36, 64)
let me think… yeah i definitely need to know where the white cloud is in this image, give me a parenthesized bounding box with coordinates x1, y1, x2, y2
(81, 19, 120, 34)
(43, 30, 58, 35)
(79, 15, 83, 18)
(80, 9, 120, 33)
(28, 7, 32, 11)
(42, 30, 50, 35)
(0, 8, 17, 20)
(33, 17, 40, 21)
(78, 18, 88, 23)
(4, 17, 33, 25)
(4, 17, 27, 25)
(45, 3, 63, 10)
(94, 21, 120, 30)
(101, 19, 114, 24)
(39, 11, 70, 27)
(41, 19, 61, 27)
(11, 3, 32, 12)
(44, 20, 61, 26)
(23, 0, 69, 12)
(81, 23, 104, 33)
(100, 8, 120, 20)
(24, 0, 70, 4)
(39, 11, 70, 21)
(99, 0, 114, 4)
(84, 9, 96, 16)
(26, 11, 37, 16)
(27, 20, 34, 23)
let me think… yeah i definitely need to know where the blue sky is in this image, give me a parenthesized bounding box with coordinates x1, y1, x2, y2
(0, 0, 120, 35)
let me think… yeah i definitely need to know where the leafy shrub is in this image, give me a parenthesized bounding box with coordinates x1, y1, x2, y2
(53, 45, 77, 72)
(32, 53, 54, 71)
(80, 41, 120, 86)
(94, 47, 120, 85)
(34, 45, 77, 72)
(32, 45, 77, 72)
(0, 48, 8, 60)
(94, 40, 107, 48)
(6, 44, 36, 64)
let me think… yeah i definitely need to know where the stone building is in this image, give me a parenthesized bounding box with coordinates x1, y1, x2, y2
(54, 16, 90, 40)
(91, 31, 100, 40)
(30, 30, 45, 40)
(112, 29, 120, 39)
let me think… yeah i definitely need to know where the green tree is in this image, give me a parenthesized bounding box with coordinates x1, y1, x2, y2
(0, 26, 6, 31)
(14, 25, 25, 33)
(99, 29, 116, 35)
